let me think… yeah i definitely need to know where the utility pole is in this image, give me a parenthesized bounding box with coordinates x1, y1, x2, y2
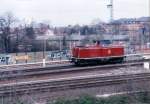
(107, 0, 114, 22)
(43, 39, 46, 67)
(149, 0, 150, 17)
(16, 28, 19, 64)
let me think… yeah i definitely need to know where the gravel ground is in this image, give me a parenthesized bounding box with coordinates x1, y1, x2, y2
(0, 65, 148, 85)
(2, 79, 150, 104)
(0, 66, 150, 104)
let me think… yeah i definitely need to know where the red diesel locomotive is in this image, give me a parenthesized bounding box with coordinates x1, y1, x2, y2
(71, 44, 124, 65)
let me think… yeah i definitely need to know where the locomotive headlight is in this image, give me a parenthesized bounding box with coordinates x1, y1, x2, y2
(108, 50, 111, 54)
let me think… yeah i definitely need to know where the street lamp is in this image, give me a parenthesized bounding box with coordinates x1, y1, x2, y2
(59, 36, 62, 51)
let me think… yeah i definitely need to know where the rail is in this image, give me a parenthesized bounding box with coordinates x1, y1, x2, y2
(0, 72, 150, 97)
(0, 61, 144, 80)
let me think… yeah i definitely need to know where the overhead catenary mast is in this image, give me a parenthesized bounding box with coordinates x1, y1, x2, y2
(107, 0, 114, 22)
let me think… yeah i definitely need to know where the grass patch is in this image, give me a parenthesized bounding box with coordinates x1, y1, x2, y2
(47, 92, 150, 104)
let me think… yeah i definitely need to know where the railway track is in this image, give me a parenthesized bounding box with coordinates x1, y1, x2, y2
(0, 58, 149, 97)
(0, 60, 69, 70)
(0, 61, 144, 80)
(0, 56, 149, 70)
(0, 72, 150, 97)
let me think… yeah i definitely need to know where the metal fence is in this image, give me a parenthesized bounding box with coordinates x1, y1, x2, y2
(0, 50, 71, 65)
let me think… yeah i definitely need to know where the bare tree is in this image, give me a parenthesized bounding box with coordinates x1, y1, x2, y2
(0, 12, 17, 53)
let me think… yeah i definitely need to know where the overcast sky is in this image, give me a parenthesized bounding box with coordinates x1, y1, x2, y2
(0, 0, 149, 26)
